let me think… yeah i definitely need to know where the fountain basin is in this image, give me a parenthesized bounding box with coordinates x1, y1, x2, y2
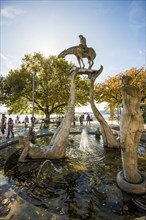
(0, 131, 146, 219)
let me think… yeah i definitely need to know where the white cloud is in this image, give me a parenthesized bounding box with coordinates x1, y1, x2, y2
(1, 6, 25, 19)
(0, 53, 21, 76)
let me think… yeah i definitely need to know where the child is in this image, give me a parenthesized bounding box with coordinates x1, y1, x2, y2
(7, 118, 14, 139)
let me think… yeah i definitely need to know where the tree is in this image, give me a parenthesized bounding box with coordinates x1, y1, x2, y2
(123, 66, 146, 102)
(2, 53, 90, 120)
(0, 75, 6, 105)
(94, 66, 146, 119)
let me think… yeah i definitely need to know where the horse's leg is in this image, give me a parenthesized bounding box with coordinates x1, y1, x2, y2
(77, 56, 81, 68)
(88, 59, 94, 69)
(81, 58, 85, 69)
(91, 60, 94, 68)
(88, 58, 91, 69)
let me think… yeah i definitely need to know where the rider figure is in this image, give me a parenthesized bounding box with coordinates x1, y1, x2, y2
(79, 35, 88, 52)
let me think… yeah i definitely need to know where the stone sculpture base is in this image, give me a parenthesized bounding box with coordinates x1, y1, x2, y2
(117, 171, 146, 194)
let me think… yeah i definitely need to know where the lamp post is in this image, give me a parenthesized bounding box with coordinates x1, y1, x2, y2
(32, 72, 35, 128)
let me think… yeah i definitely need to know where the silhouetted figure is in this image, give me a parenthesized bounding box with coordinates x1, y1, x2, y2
(79, 35, 88, 52)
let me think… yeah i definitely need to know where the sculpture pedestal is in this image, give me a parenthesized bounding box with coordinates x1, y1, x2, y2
(116, 171, 146, 194)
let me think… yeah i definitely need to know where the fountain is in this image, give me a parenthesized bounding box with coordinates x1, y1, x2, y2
(1, 37, 146, 219)
(2, 133, 146, 219)
(79, 127, 92, 153)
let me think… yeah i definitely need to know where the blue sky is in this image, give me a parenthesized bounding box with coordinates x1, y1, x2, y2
(0, 0, 145, 84)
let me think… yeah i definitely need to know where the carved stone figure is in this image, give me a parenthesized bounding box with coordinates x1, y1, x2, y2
(79, 35, 88, 52)
(18, 68, 77, 161)
(58, 43, 96, 69)
(89, 65, 119, 148)
(18, 65, 118, 162)
(117, 75, 146, 194)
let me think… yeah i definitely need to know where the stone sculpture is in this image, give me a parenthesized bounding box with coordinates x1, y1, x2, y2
(18, 68, 77, 161)
(78, 35, 88, 52)
(18, 66, 113, 162)
(89, 65, 119, 148)
(117, 75, 146, 194)
(58, 36, 96, 69)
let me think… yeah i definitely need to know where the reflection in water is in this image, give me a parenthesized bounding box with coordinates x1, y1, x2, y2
(4, 134, 146, 219)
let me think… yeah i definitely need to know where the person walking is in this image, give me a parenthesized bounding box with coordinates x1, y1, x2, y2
(0, 114, 6, 135)
(16, 115, 20, 124)
(79, 114, 84, 125)
(7, 118, 14, 139)
(24, 116, 29, 128)
(86, 114, 91, 125)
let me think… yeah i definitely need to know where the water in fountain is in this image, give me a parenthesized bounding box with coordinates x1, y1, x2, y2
(36, 159, 63, 184)
(79, 127, 93, 153)
(2, 133, 146, 219)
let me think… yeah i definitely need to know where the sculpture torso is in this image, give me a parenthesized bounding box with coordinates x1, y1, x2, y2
(28, 143, 47, 159)
(120, 84, 143, 133)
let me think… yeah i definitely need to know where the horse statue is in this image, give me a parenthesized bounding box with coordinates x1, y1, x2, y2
(58, 46, 96, 69)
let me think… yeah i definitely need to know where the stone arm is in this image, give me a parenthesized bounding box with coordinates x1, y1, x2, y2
(18, 145, 30, 162)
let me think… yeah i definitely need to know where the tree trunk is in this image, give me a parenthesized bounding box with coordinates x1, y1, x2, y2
(109, 103, 115, 120)
(45, 114, 50, 121)
(89, 66, 119, 148)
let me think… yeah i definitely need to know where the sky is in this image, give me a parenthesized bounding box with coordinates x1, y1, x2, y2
(0, 0, 146, 112)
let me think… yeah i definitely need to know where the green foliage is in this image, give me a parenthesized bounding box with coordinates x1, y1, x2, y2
(2, 52, 89, 118)
(0, 75, 7, 104)
(94, 66, 146, 107)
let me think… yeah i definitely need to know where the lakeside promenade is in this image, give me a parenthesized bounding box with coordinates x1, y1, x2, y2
(0, 120, 146, 150)
(0, 120, 145, 220)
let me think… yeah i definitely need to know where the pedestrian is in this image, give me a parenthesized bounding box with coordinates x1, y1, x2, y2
(0, 114, 6, 135)
(86, 114, 91, 125)
(31, 116, 36, 126)
(79, 114, 84, 125)
(7, 118, 14, 139)
(24, 116, 29, 128)
(16, 115, 20, 124)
